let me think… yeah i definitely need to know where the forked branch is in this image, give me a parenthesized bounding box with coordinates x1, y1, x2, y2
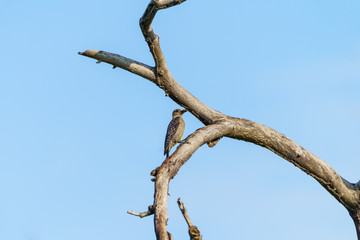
(79, 0, 360, 239)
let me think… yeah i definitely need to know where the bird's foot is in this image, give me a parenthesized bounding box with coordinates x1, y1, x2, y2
(179, 139, 191, 145)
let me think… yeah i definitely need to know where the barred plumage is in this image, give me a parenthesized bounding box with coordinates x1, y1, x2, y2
(164, 109, 187, 158)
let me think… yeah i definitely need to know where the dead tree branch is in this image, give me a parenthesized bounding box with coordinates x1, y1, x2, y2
(78, 50, 156, 82)
(79, 0, 360, 239)
(153, 122, 232, 239)
(177, 198, 202, 240)
(127, 205, 154, 218)
(177, 198, 193, 227)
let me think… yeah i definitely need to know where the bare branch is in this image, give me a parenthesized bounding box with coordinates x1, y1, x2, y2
(177, 198, 202, 239)
(139, 1, 170, 72)
(137, 1, 225, 125)
(79, 2, 222, 125)
(80, 1, 360, 239)
(153, 122, 232, 240)
(78, 50, 156, 82)
(177, 198, 193, 227)
(227, 117, 360, 211)
(78, 51, 222, 126)
(127, 205, 154, 218)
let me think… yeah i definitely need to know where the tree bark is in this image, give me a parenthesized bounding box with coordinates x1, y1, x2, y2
(351, 210, 360, 239)
(79, 0, 360, 239)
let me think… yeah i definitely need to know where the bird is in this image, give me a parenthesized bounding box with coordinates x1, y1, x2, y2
(164, 108, 187, 158)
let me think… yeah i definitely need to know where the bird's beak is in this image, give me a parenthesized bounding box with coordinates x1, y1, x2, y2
(181, 109, 187, 114)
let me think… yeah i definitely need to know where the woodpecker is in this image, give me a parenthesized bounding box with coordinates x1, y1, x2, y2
(164, 109, 187, 158)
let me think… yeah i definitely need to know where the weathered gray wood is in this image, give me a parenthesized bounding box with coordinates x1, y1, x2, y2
(79, 0, 360, 239)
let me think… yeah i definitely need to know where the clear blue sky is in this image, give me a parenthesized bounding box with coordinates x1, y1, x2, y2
(1, 0, 359, 239)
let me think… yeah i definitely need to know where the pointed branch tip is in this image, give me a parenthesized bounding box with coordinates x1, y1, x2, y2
(177, 198, 193, 227)
(127, 205, 154, 218)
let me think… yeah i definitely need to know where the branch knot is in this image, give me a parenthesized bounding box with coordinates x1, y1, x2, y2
(189, 225, 202, 240)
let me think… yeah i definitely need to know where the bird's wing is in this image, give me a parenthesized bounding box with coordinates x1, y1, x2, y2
(164, 117, 181, 155)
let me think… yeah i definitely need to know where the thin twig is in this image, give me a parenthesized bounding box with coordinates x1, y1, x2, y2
(177, 198, 193, 227)
(127, 205, 154, 218)
(177, 198, 202, 240)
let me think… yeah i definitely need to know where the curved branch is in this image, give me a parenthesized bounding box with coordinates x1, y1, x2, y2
(79, 1, 360, 239)
(138, 0, 223, 125)
(79, 0, 222, 125)
(226, 117, 360, 211)
(79, 46, 223, 124)
(140, 0, 187, 67)
(153, 121, 232, 239)
(139, 1, 170, 76)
